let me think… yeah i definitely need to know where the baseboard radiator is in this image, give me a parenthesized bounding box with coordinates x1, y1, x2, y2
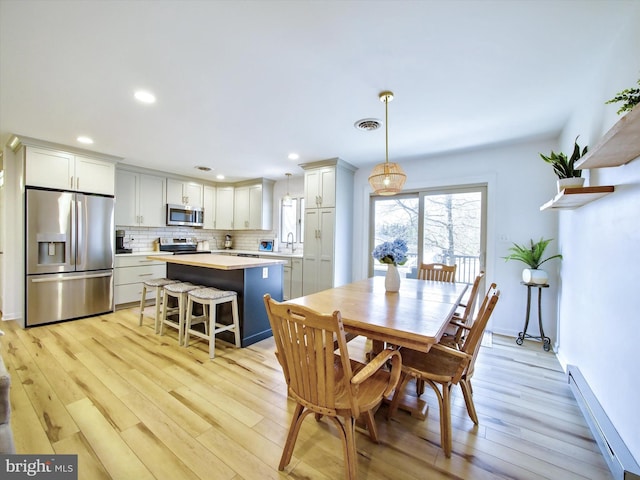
(567, 366, 640, 480)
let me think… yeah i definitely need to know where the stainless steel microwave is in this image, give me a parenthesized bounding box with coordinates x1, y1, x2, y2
(166, 204, 204, 227)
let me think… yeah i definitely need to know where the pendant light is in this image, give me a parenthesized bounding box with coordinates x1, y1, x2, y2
(368, 90, 406, 195)
(282, 173, 293, 206)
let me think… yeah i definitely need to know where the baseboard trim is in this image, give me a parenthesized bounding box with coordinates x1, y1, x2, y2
(567, 366, 640, 480)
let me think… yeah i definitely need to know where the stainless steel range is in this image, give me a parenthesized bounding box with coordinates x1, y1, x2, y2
(159, 237, 210, 255)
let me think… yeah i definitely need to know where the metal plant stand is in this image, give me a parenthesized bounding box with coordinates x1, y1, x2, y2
(516, 282, 551, 351)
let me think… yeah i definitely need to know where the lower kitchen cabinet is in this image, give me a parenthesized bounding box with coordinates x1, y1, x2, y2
(302, 207, 335, 295)
(115, 254, 167, 306)
(260, 255, 302, 300)
(290, 258, 303, 299)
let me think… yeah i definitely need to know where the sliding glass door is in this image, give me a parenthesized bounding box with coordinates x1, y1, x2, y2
(371, 195, 419, 279)
(370, 185, 486, 284)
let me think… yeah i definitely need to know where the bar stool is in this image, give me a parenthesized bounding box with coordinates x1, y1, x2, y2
(138, 278, 179, 333)
(160, 282, 200, 345)
(184, 287, 241, 359)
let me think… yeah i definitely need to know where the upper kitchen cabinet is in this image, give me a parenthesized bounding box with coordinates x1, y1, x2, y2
(215, 186, 235, 230)
(304, 165, 336, 208)
(115, 170, 166, 227)
(203, 185, 217, 229)
(23, 145, 116, 195)
(166, 178, 204, 207)
(233, 179, 275, 230)
(300, 158, 356, 295)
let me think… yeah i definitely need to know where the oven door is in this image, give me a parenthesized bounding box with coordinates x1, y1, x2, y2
(166, 204, 204, 227)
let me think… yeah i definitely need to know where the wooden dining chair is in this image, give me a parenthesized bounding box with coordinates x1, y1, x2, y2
(387, 284, 500, 458)
(263, 294, 402, 480)
(442, 271, 485, 348)
(417, 263, 457, 282)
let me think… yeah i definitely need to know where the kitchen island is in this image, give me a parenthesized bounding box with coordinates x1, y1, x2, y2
(148, 254, 285, 347)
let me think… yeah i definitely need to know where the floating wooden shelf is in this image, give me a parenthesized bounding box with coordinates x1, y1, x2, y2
(575, 106, 640, 169)
(540, 186, 615, 211)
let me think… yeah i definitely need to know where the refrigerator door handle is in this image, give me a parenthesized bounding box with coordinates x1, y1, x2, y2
(30, 272, 113, 283)
(69, 195, 76, 267)
(75, 195, 83, 267)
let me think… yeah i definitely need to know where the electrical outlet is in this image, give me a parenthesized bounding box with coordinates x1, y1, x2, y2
(499, 234, 509, 242)
(262, 267, 268, 279)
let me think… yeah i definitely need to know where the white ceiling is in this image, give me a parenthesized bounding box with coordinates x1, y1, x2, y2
(1, 0, 638, 183)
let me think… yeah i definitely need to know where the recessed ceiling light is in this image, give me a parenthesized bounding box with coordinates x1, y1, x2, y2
(216, 174, 225, 180)
(195, 165, 211, 172)
(77, 136, 94, 144)
(134, 90, 156, 104)
(288, 153, 299, 160)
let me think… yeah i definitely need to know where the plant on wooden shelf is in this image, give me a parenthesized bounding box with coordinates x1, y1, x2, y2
(503, 238, 562, 285)
(605, 78, 640, 115)
(372, 238, 408, 293)
(540, 137, 588, 193)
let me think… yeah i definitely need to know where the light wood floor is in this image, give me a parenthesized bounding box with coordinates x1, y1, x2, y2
(0, 307, 612, 479)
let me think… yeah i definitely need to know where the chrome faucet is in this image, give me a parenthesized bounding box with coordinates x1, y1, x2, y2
(286, 232, 295, 252)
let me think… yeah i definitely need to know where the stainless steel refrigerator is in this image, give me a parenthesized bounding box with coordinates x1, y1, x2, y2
(25, 188, 115, 326)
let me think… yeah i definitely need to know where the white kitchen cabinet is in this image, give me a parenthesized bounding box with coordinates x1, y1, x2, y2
(233, 179, 274, 230)
(215, 186, 235, 230)
(290, 257, 303, 299)
(304, 165, 336, 208)
(25, 146, 115, 195)
(167, 178, 204, 207)
(301, 159, 356, 295)
(259, 255, 302, 300)
(283, 262, 292, 300)
(233, 186, 251, 229)
(303, 208, 335, 295)
(203, 185, 217, 229)
(115, 170, 166, 227)
(115, 254, 167, 306)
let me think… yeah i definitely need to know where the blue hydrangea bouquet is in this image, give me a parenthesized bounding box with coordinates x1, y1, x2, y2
(371, 238, 408, 266)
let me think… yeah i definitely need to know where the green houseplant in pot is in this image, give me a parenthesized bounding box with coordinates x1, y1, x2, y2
(540, 137, 588, 193)
(605, 78, 640, 115)
(503, 238, 562, 285)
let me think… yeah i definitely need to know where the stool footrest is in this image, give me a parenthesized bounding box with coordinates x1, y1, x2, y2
(212, 323, 236, 334)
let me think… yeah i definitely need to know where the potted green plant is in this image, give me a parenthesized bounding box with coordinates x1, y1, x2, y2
(605, 78, 640, 115)
(539, 137, 588, 193)
(503, 238, 562, 285)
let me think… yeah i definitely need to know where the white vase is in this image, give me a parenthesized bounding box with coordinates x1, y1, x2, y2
(557, 177, 585, 193)
(522, 268, 548, 285)
(385, 264, 401, 292)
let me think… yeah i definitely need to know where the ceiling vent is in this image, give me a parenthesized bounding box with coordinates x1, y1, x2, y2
(354, 118, 382, 131)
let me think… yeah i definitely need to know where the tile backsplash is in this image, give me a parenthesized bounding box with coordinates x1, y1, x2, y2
(116, 226, 284, 253)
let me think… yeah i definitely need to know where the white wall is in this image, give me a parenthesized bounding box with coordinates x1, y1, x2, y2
(555, 16, 640, 464)
(0, 143, 24, 324)
(352, 137, 563, 340)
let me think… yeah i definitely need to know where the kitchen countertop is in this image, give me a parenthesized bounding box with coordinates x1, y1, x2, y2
(147, 253, 287, 270)
(210, 249, 303, 258)
(116, 251, 165, 257)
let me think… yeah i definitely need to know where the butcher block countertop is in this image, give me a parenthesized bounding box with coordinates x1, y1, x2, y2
(147, 253, 286, 271)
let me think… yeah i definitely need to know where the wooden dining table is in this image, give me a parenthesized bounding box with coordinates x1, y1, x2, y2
(287, 276, 468, 353)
